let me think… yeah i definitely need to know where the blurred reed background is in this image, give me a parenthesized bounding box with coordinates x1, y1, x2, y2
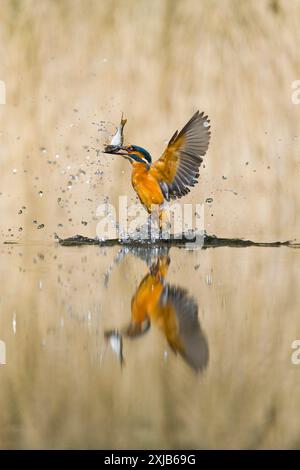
(0, 0, 299, 242)
(1, 0, 300, 451)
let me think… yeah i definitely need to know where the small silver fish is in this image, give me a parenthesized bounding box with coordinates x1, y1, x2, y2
(110, 113, 127, 146)
(104, 114, 127, 154)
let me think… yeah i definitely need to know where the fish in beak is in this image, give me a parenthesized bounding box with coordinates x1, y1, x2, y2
(104, 113, 127, 155)
(103, 113, 129, 155)
(110, 113, 127, 146)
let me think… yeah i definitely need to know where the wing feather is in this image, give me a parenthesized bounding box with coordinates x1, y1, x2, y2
(152, 111, 211, 200)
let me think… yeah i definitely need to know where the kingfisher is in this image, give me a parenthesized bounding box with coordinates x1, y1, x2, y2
(104, 111, 211, 228)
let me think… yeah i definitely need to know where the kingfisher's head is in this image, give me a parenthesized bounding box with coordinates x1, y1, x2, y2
(104, 144, 152, 166)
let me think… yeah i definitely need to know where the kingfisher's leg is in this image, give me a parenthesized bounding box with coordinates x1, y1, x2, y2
(158, 206, 170, 238)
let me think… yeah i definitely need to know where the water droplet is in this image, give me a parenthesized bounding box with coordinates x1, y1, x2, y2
(205, 197, 213, 203)
(39, 191, 43, 197)
(37, 224, 45, 229)
(12, 312, 17, 334)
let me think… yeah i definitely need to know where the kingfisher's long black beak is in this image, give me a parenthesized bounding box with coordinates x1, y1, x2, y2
(103, 145, 130, 156)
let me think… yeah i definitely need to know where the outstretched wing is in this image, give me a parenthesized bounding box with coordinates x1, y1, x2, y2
(151, 111, 210, 200)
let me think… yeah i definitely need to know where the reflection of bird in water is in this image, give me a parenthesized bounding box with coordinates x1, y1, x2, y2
(104, 111, 210, 229)
(104, 255, 209, 372)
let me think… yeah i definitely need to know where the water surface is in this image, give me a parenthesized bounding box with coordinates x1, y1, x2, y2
(1, 243, 300, 449)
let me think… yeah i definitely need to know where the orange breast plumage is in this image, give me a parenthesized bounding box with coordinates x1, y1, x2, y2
(131, 163, 164, 212)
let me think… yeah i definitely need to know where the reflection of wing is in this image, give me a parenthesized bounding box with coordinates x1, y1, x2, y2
(151, 111, 210, 200)
(159, 285, 209, 372)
